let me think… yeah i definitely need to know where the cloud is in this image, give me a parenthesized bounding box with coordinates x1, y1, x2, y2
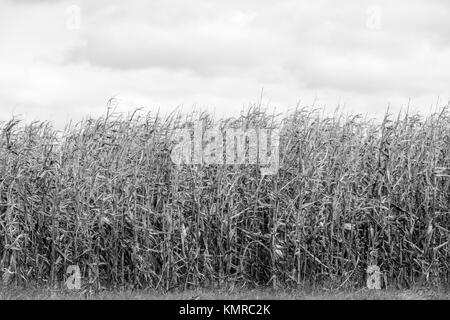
(64, 24, 279, 76)
(0, 0, 449, 126)
(8, 0, 61, 4)
(62, 0, 450, 96)
(62, 3, 284, 77)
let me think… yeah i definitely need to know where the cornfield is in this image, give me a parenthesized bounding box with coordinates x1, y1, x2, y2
(0, 105, 449, 291)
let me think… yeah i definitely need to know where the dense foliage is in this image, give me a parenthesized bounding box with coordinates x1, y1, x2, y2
(0, 106, 449, 290)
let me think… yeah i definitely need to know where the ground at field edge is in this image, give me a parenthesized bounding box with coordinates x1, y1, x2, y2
(0, 286, 448, 300)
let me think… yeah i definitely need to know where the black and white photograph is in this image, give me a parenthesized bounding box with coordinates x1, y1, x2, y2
(0, 0, 449, 310)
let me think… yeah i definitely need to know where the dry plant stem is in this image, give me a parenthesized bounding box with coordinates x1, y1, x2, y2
(0, 105, 449, 290)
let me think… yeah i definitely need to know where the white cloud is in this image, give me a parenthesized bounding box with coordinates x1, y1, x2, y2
(0, 0, 448, 127)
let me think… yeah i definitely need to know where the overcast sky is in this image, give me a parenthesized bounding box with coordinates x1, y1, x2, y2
(0, 0, 449, 126)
